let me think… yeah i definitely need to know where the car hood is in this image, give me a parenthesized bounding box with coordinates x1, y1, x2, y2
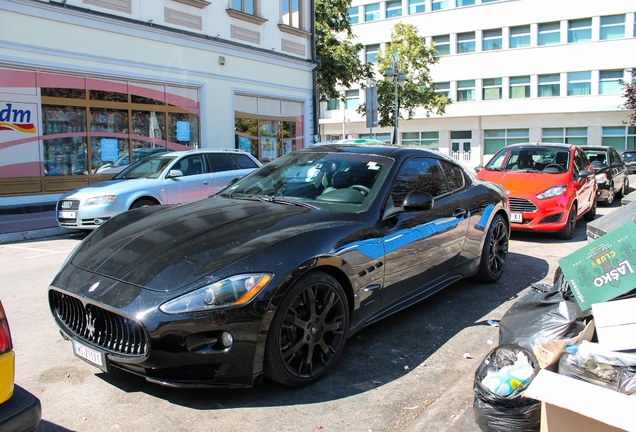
(61, 179, 155, 199)
(69, 197, 349, 292)
(477, 170, 571, 194)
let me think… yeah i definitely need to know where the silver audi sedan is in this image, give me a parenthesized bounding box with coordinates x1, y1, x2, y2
(56, 148, 261, 230)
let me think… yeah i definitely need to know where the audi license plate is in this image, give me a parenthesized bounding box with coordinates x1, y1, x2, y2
(58, 210, 76, 219)
(510, 213, 523, 223)
(72, 340, 108, 371)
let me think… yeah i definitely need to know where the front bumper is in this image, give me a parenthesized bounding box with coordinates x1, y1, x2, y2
(0, 385, 41, 432)
(508, 195, 569, 232)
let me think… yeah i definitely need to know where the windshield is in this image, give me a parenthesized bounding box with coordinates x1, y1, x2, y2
(114, 155, 177, 179)
(622, 151, 636, 161)
(584, 149, 609, 169)
(485, 147, 570, 173)
(221, 151, 394, 212)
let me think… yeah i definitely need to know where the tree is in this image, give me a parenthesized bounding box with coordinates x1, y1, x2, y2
(315, 0, 370, 100)
(620, 69, 636, 126)
(362, 23, 451, 136)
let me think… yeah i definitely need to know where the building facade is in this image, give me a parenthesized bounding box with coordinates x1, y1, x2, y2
(0, 0, 316, 199)
(320, 0, 636, 168)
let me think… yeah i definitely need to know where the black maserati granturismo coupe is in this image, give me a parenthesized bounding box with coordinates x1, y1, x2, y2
(49, 144, 510, 388)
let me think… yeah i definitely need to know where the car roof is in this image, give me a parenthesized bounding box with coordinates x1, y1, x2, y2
(150, 148, 252, 157)
(501, 142, 577, 150)
(298, 143, 457, 162)
(581, 146, 610, 151)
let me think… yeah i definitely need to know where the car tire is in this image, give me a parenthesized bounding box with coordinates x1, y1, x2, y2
(558, 204, 577, 240)
(475, 214, 509, 283)
(603, 186, 615, 206)
(583, 199, 596, 222)
(130, 199, 156, 209)
(264, 271, 349, 387)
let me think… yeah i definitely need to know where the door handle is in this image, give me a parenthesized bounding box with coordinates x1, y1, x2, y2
(453, 209, 467, 219)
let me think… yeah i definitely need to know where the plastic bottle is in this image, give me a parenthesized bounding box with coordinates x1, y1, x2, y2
(558, 345, 585, 377)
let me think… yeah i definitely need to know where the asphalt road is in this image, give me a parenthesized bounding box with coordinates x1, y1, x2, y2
(0, 201, 623, 432)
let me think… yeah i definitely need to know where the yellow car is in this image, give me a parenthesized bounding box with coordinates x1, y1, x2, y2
(0, 300, 41, 431)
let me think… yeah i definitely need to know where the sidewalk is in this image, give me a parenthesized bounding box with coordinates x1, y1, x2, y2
(0, 207, 70, 244)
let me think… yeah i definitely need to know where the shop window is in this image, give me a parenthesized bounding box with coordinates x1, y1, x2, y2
(542, 127, 587, 145)
(41, 88, 86, 99)
(484, 129, 529, 154)
(168, 113, 199, 150)
(402, 131, 439, 150)
(42, 106, 88, 176)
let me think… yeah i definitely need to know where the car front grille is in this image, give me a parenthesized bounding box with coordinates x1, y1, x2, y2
(508, 197, 538, 213)
(57, 200, 80, 211)
(49, 290, 148, 357)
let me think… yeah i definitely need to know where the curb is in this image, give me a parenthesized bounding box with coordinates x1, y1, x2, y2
(0, 227, 71, 245)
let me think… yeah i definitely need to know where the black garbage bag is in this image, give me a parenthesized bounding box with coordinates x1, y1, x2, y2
(498, 268, 592, 352)
(473, 344, 541, 432)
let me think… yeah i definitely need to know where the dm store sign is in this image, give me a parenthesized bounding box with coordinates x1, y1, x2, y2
(0, 102, 36, 134)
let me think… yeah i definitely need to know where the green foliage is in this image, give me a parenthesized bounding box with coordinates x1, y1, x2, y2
(315, 0, 371, 100)
(620, 69, 636, 126)
(363, 22, 451, 129)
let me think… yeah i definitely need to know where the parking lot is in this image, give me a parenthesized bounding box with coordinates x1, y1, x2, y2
(0, 197, 628, 432)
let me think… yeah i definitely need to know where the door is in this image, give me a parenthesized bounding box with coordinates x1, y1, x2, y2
(380, 157, 470, 309)
(452, 140, 472, 164)
(164, 154, 212, 203)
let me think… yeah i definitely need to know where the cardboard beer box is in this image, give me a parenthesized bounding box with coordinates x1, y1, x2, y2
(558, 220, 636, 311)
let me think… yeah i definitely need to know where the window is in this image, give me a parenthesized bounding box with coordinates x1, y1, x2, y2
(457, 32, 475, 53)
(435, 82, 450, 98)
(366, 44, 380, 64)
(365, 3, 380, 21)
(482, 29, 502, 51)
(600, 14, 625, 40)
(457, 80, 475, 101)
(542, 127, 587, 145)
(510, 76, 530, 98)
(282, 0, 301, 28)
(347, 6, 359, 24)
(483, 78, 502, 100)
(599, 70, 624, 95)
(386, 0, 402, 18)
(602, 126, 636, 150)
(408, 0, 424, 14)
(567, 71, 591, 96)
(456, 0, 475, 6)
(433, 35, 450, 56)
(232, 0, 255, 15)
(538, 22, 560, 46)
(391, 158, 449, 205)
(432, 0, 450, 11)
(568, 18, 592, 43)
(484, 129, 529, 154)
(538, 74, 560, 97)
(345, 90, 359, 109)
(402, 131, 439, 150)
(510, 25, 530, 48)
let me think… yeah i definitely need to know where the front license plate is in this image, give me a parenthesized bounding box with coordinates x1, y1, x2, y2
(510, 212, 523, 223)
(59, 210, 76, 219)
(73, 340, 108, 371)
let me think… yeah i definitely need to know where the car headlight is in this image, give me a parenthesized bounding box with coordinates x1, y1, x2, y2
(160, 273, 273, 314)
(83, 195, 116, 206)
(536, 185, 567, 200)
(595, 173, 608, 185)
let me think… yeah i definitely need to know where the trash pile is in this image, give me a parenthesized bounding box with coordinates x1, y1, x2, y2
(473, 220, 636, 432)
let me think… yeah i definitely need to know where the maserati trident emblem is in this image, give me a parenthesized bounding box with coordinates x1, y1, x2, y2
(86, 311, 96, 339)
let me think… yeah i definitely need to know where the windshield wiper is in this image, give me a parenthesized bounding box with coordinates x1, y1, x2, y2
(257, 195, 319, 209)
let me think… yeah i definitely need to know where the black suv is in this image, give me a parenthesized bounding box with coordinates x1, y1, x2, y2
(583, 146, 629, 206)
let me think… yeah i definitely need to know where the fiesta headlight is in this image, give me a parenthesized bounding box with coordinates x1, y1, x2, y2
(536, 185, 567, 200)
(160, 273, 273, 314)
(84, 195, 116, 206)
(595, 173, 608, 185)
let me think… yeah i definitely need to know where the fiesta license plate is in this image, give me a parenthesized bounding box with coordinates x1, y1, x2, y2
(58, 210, 76, 219)
(510, 213, 523, 223)
(72, 340, 108, 371)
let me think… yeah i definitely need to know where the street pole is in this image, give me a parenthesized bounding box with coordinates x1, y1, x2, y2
(384, 52, 407, 145)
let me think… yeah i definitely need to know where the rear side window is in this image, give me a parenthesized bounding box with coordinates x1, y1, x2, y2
(230, 153, 259, 169)
(439, 159, 466, 191)
(206, 154, 238, 172)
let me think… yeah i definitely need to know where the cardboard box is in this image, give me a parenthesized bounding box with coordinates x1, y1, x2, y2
(532, 319, 595, 369)
(523, 369, 636, 432)
(592, 297, 636, 351)
(558, 220, 636, 311)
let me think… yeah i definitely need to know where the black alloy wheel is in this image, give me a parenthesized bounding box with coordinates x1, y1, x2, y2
(264, 271, 349, 387)
(475, 214, 509, 282)
(558, 204, 577, 240)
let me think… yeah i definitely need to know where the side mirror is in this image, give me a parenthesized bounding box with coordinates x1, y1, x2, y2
(403, 191, 434, 211)
(474, 165, 483, 173)
(578, 169, 593, 179)
(167, 169, 184, 178)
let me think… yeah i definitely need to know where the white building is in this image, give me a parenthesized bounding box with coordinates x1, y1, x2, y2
(0, 0, 316, 199)
(320, 0, 636, 168)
